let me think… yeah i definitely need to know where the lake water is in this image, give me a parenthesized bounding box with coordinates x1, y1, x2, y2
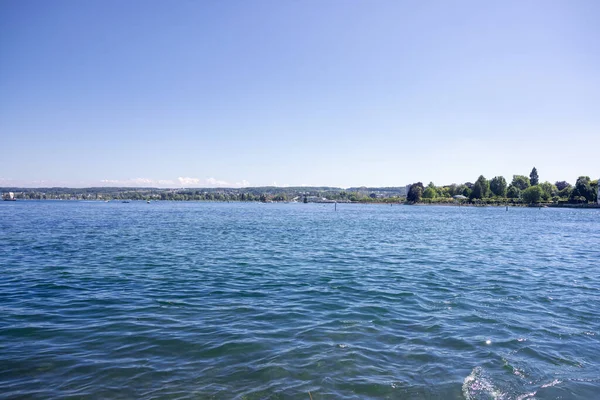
(1, 201, 599, 399)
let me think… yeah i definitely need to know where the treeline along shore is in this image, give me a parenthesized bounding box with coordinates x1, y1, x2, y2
(2, 168, 599, 207)
(406, 167, 599, 207)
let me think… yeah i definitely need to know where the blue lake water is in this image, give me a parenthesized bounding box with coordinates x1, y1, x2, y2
(1, 201, 599, 399)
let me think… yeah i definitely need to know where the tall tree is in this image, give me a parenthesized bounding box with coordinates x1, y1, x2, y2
(407, 182, 424, 202)
(470, 175, 490, 199)
(529, 167, 539, 186)
(489, 176, 507, 197)
(570, 176, 595, 203)
(511, 175, 531, 191)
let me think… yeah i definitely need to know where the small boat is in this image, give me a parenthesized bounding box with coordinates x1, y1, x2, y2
(2, 192, 16, 201)
(147, 200, 150, 204)
(122, 200, 130, 203)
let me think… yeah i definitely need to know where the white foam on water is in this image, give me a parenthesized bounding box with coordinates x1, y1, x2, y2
(541, 379, 561, 388)
(514, 378, 561, 399)
(462, 367, 506, 400)
(516, 391, 537, 400)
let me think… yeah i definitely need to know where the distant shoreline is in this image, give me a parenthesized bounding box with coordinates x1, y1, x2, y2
(3, 198, 599, 209)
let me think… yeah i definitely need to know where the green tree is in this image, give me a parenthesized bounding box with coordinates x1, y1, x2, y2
(538, 181, 557, 201)
(489, 176, 507, 197)
(511, 175, 531, 191)
(522, 185, 543, 204)
(507, 185, 521, 199)
(423, 187, 437, 199)
(452, 184, 467, 197)
(448, 184, 459, 196)
(570, 176, 595, 203)
(558, 186, 573, 199)
(555, 181, 570, 191)
(424, 182, 439, 198)
(529, 167, 539, 186)
(470, 175, 490, 199)
(439, 186, 452, 198)
(407, 182, 424, 202)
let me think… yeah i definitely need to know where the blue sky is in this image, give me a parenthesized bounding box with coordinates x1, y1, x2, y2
(1, 0, 598, 188)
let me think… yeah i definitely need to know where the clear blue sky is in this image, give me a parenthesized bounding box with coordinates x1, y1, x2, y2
(1, 0, 598, 188)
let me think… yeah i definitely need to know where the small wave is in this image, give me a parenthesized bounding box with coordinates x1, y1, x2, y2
(516, 392, 536, 400)
(541, 379, 561, 388)
(462, 367, 506, 400)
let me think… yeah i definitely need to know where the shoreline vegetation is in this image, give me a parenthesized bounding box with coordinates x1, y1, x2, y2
(2, 168, 598, 208)
(404, 167, 598, 208)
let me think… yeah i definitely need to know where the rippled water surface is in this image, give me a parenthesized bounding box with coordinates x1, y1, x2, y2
(1, 201, 599, 399)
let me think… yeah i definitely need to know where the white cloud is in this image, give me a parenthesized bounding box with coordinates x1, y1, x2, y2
(100, 178, 155, 186)
(206, 177, 230, 186)
(270, 181, 289, 187)
(178, 177, 201, 186)
(132, 178, 153, 185)
(97, 177, 249, 188)
(177, 177, 250, 188)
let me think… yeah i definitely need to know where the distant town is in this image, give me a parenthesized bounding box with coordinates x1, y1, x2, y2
(1, 186, 407, 203)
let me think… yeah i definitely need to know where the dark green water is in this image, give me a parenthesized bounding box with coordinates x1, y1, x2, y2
(1, 201, 599, 399)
